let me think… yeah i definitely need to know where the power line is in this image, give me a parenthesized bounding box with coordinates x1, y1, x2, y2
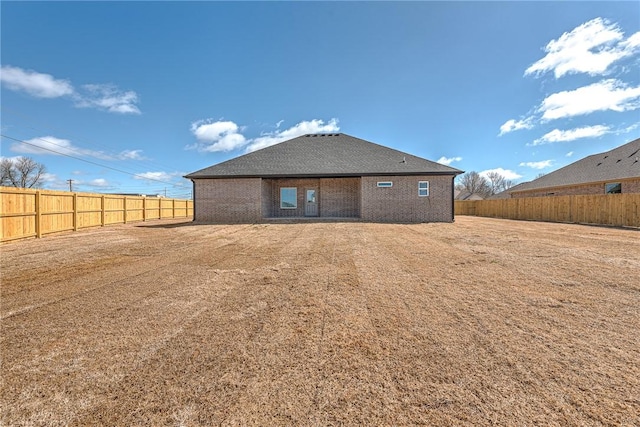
(0, 107, 183, 173)
(1, 133, 188, 188)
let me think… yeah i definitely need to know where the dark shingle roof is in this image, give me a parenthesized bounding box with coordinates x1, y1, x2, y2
(186, 133, 462, 179)
(510, 138, 640, 194)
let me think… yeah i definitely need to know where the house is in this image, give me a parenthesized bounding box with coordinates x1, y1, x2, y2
(454, 189, 484, 200)
(185, 133, 463, 223)
(507, 138, 640, 198)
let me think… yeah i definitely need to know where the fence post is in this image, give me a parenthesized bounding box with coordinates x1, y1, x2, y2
(143, 197, 146, 222)
(73, 192, 78, 231)
(35, 190, 42, 238)
(123, 197, 127, 224)
(172, 199, 176, 218)
(101, 195, 105, 227)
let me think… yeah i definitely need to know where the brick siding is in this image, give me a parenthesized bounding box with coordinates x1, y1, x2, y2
(319, 178, 360, 217)
(261, 178, 360, 218)
(193, 178, 262, 223)
(511, 178, 640, 198)
(194, 175, 455, 223)
(360, 175, 454, 222)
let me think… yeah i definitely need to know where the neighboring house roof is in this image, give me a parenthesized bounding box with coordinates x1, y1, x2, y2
(186, 133, 463, 179)
(489, 182, 528, 199)
(510, 138, 640, 194)
(454, 190, 484, 200)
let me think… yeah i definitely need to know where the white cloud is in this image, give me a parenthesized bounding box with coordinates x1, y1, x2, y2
(189, 120, 247, 152)
(134, 171, 181, 182)
(187, 118, 340, 153)
(566, 151, 574, 157)
(519, 160, 554, 169)
(11, 136, 77, 156)
(0, 65, 141, 114)
(245, 118, 340, 152)
(437, 156, 462, 165)
(539, 79, 640, 120)
(10, 135, 146, 161)
(530, 125, 610, 146)
(525, 18, 640, 78)
(88, 178, 111, 188)
(0, 65, 74, 98)
(118, 149, 145, 160)
(617, 122, 640, 134)
(480, 168, 522, 180)
(499, 118, 534, 135)
(40, 172, 59, 184)
(75, 84, 141, 115)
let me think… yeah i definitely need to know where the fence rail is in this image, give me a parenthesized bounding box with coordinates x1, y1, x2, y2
(455, 194, 640, 228)
(1, 187, 193, 242)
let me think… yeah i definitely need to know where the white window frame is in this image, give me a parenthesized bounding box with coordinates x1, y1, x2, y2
(280, 187, 297, 209)
(377, 181, 393, 188)
(418, 181, 429, 197)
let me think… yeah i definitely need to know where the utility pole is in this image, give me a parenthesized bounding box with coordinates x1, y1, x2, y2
(67, 179, 74, 192)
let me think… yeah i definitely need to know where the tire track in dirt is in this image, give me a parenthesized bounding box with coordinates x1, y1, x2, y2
(66, 223, 333, 425)
(1, 223, 285, 426)
(362, 221, 640, 425)
(2, 219, 638, 426)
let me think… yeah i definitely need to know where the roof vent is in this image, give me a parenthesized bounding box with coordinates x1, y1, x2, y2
(596, 162, 602, 166)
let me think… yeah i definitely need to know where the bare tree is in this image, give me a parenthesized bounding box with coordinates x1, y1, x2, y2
(0, 157, 47, 188)
(1, 158, 15, 186)
(485, 171, 505, 195)
(456, 171, 491, 198)
(485, 171, 517, 195)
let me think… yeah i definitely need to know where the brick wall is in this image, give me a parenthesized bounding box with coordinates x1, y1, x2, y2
(622, 179, 640, 193)
(262, 178, 320, 218)
(360, 175, 454, 222)
(319, 178, 360, 217)
(194, 178, 262, 223)
(194, 175, 456, 223)
(262, 178, 360, 218)
(511, 178, 640, 198)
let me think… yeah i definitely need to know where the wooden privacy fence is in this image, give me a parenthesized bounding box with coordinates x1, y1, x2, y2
(455, 194, 640, 228)
(1, 187, 193, 242)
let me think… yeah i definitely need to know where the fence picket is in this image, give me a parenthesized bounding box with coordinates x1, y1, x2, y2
(1, 186, 193, 242)
(455, 194, 639, 227)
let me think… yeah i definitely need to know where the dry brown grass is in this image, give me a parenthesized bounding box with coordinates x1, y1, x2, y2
(1, 217, 639, 426)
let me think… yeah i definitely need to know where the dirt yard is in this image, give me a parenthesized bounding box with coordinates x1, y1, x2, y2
(1, 217, 638, 426)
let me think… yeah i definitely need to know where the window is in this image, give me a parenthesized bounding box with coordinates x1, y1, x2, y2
(377, 181, 393, 188)
(280, 187, 297, 208)
(605, 183, 621, 194)
(418, 181, 429, 197)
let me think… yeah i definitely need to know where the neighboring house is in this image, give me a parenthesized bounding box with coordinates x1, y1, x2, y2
(489, 182, 527, 199)
(454, 189, 484, 200)
(107, 193, 165, 198)
(508, 138, 640, 198)
(185, 133, 463, 223)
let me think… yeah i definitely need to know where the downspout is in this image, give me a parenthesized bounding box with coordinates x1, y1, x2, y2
(451, 176, 455, 222)
(190, 179, 196, 222)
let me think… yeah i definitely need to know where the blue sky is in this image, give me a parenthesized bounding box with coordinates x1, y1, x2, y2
(1, 1, 639, 198)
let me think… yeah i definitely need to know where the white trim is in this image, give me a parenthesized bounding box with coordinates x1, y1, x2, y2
(418, 181, 429, 197)
(280, 187, 297, 209)
(377, 181, 393, 188)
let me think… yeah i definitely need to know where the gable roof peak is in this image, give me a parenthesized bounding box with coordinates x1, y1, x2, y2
(303, 133, 342, 137)
(186, 132, 462, 179)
